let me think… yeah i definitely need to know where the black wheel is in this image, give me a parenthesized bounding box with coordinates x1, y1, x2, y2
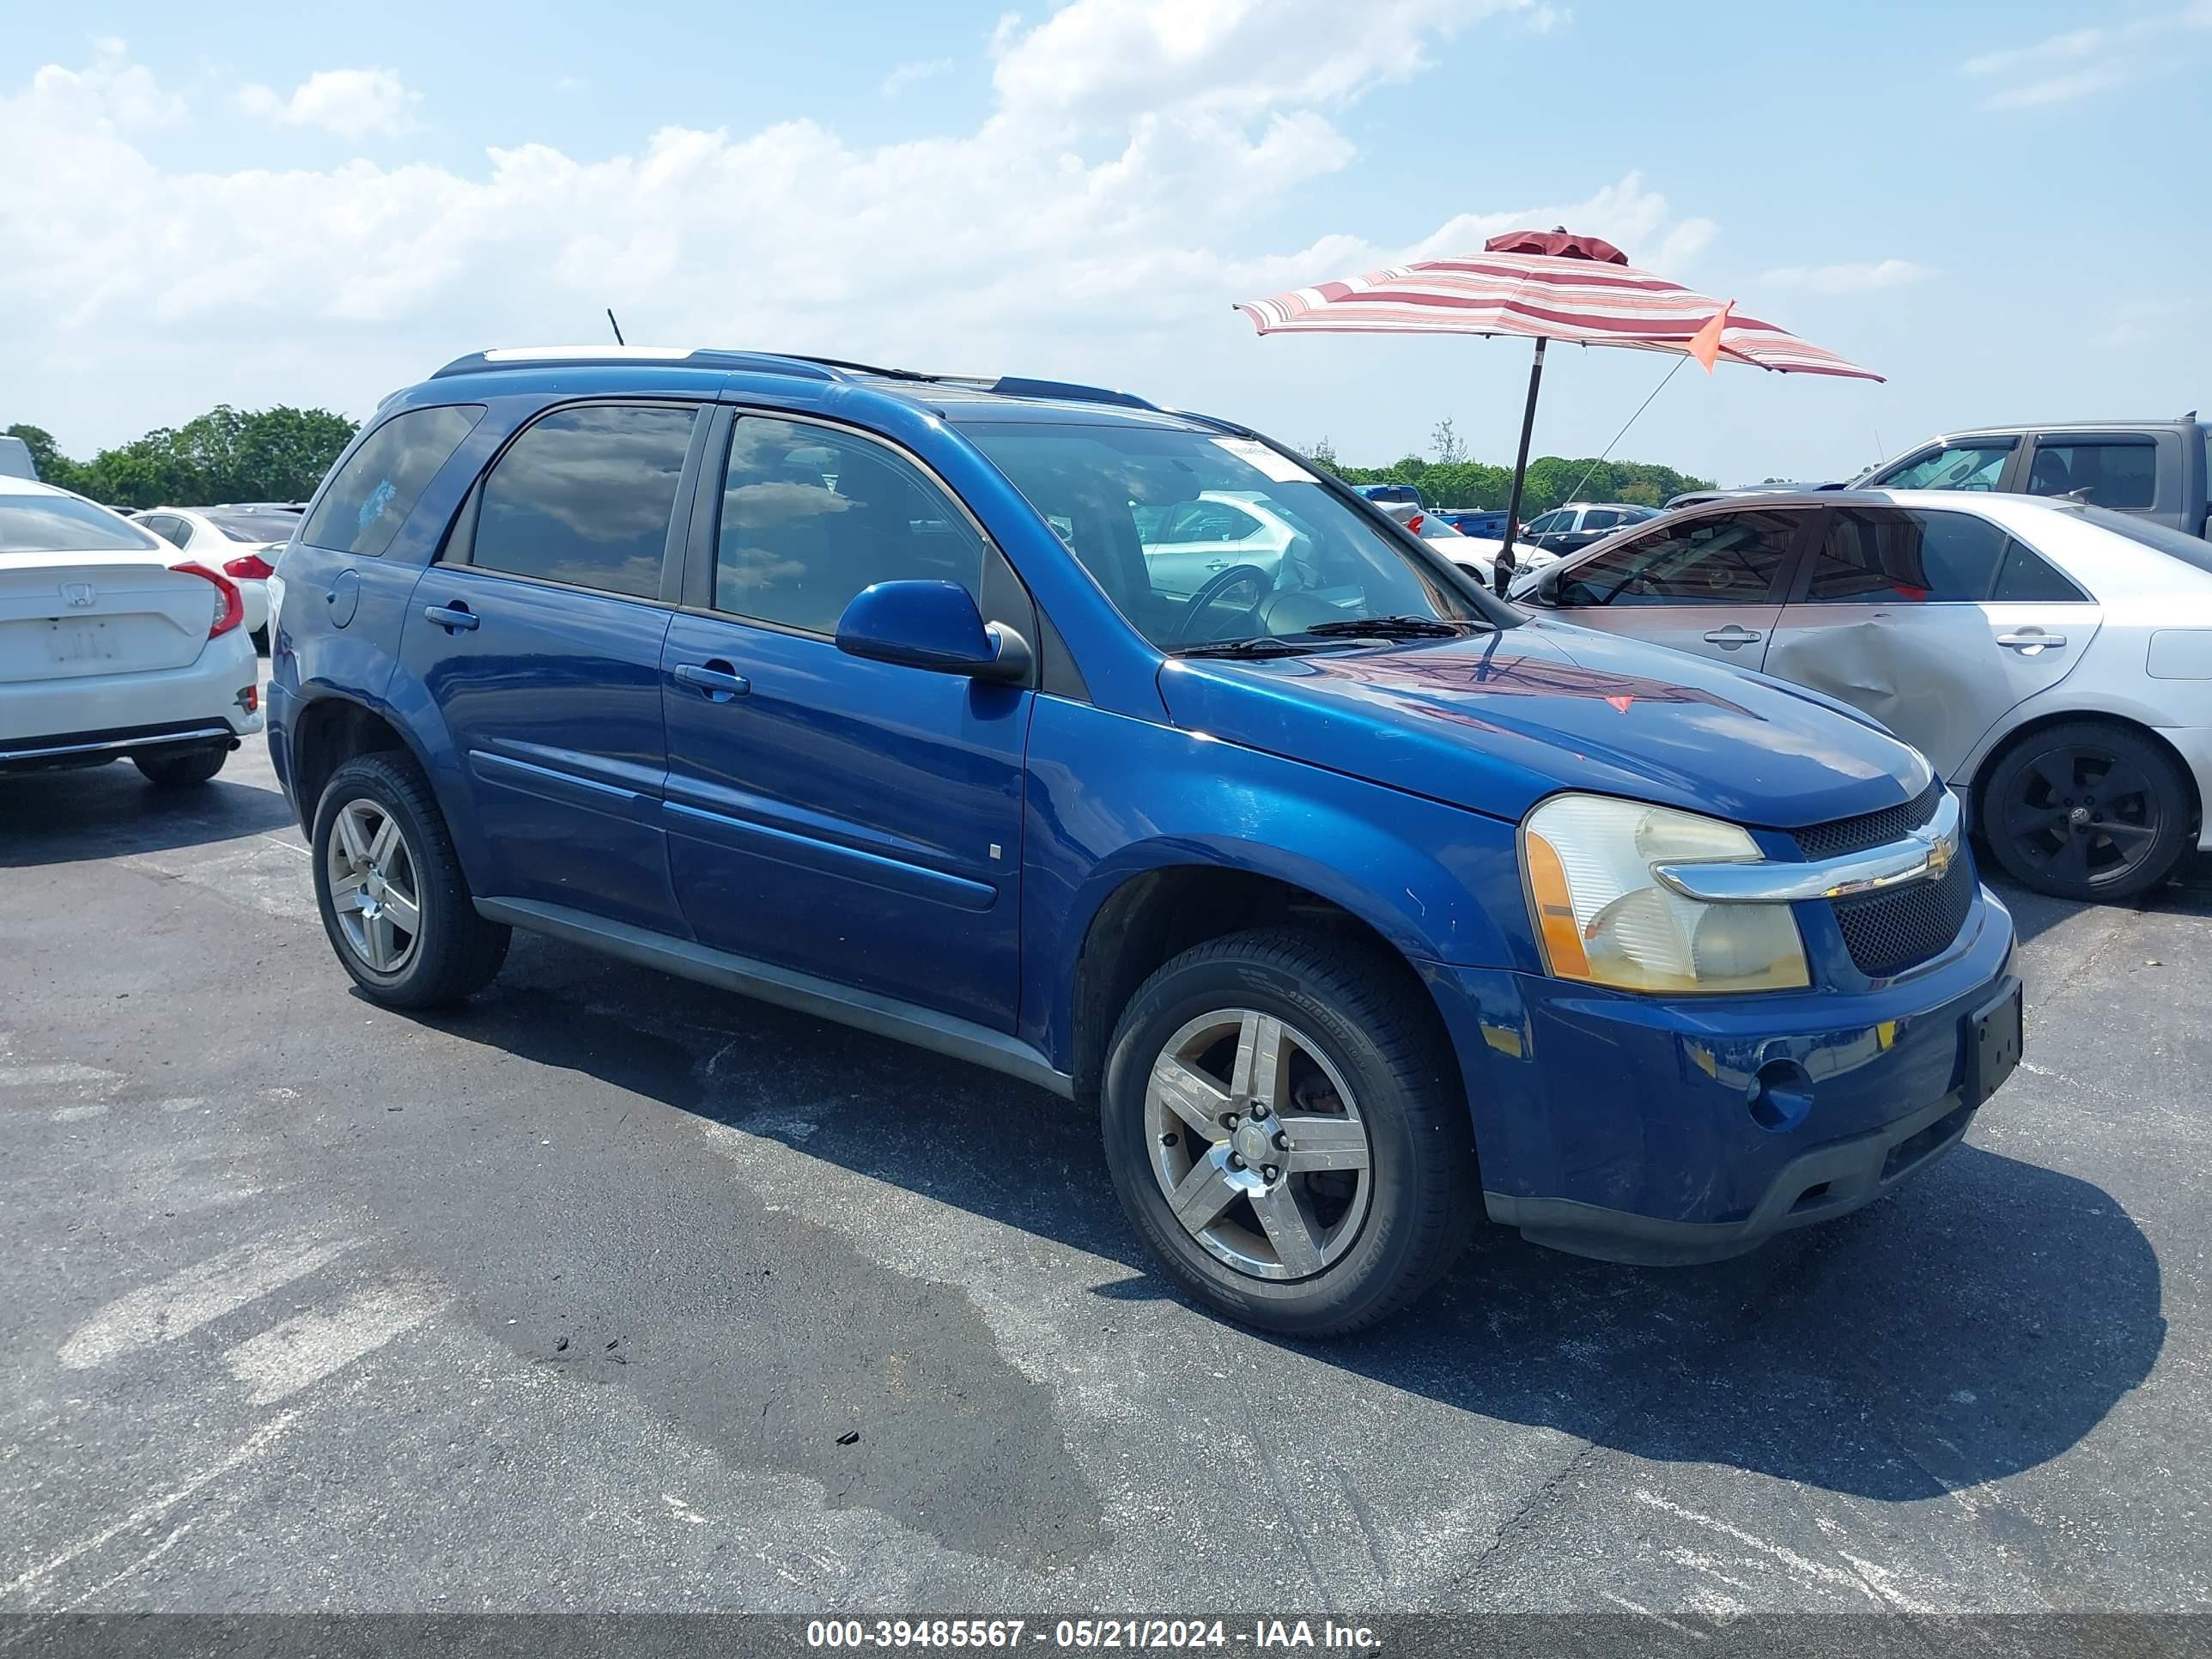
(252, 626, 270, 655)
(134, 744, 229, 787)
(1101, 927, 1477, 1337)
(311, 752, 510, 1008)
(1980, 720, 2192, 901)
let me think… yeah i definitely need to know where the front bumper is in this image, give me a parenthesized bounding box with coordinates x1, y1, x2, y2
(1420, 883, 2020, 1265)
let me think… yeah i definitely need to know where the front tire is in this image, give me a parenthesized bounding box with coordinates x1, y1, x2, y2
(1980, 721, 2192, 901)
(1101, 928, 1477, 1337)
(134, 744, 229, 787)
(312, 753, 510, 1008)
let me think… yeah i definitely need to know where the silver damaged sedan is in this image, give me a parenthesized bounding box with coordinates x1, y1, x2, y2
(1514, 489, 2212, 900)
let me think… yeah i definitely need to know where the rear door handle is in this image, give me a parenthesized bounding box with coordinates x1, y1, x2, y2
(1996, 630, 2066, 653)
(674, 660, 750, 701)
(1702, 625, 1763, 647)
(423, 603, 479, 632)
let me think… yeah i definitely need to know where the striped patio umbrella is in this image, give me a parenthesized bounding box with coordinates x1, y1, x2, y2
(1237, 228, 1881, 589)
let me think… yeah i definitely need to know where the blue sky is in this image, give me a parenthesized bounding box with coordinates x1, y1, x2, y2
(3, 0, 2207, 485)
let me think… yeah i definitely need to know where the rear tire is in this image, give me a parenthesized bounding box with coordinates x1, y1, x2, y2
(134, 744, 229, 787)
(312, 752, 510, 1008)
(1980, 720, 2192, 902)
(1101, 927, 1477, 1337)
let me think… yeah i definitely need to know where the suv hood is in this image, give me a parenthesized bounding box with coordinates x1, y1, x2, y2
(1158, 620, 1931, 830)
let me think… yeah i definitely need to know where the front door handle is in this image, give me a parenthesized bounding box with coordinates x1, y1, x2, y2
(1702, 625, 1763, 648)
(674, 660, 750, 702)
(1996, 629, 2067, 654)
(423, 603, 479, 633)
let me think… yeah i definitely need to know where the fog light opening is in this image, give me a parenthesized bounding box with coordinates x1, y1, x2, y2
(1747, 1057, 1814, 1133)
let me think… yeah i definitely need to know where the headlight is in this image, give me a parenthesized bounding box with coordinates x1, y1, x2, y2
(1521, 794, 1809, 993)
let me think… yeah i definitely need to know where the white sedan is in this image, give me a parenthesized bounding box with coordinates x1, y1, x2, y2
(1384, 504, 1564, 583)
(1, 477, 261, 786)
(1514, 488, 2212, 899)
(131, 504, 300, 650)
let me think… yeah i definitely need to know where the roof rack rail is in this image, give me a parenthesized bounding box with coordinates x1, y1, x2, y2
(983, 376, 1160, 411)
(426, 348, 1166, 414)
(428, 346, 844, 382)
(781, 356, 1164, 410)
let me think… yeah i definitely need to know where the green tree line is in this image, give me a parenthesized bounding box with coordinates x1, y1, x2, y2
(1306, 420, 1713, 513)
(5, 406, 358, 510)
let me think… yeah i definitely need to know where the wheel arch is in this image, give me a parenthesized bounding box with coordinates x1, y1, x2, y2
(287, 686, 490, 886)
(1060, 854, 1475, 1135)
(1967, 707, 2203, 842)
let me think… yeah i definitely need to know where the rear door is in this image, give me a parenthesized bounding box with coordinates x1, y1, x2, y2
(659, 410, 1032, 1029)
(1764, 505, 2100, 776)
(398, 401, 709, 934)
(2018, 431, 2169, 526)
(1537, 507, 1812, 668)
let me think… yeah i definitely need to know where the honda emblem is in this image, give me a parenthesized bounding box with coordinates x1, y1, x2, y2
(60, 580, 96, 608)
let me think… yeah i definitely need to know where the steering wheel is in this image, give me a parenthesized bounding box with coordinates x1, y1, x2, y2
(1173, 562, 1276, 644)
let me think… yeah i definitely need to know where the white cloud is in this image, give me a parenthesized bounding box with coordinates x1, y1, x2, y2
(990, 0, 1528, 122)
(1, 9, 1710, 453)
(1962, 3, 2211, 108)
(1961, 27, 2104, 77)
(1757, 259, 1932, 295)
(234, 68, 421, 140)
(881, 58, 954, 96)
(1525, 3, 1571, 32)
(27, 38, 184, 129)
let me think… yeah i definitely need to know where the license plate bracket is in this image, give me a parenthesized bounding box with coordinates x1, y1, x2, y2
(1967, 981, 2024, 1106)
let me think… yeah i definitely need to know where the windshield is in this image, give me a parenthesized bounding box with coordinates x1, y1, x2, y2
(204, 508, 300, 544)
(0, 493, 161, 553)
(964, 422, 1508, 653)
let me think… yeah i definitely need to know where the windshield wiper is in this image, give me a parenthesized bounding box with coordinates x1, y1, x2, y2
(1301, 615, 1484, 640)
(1173, 635, 1346, 659)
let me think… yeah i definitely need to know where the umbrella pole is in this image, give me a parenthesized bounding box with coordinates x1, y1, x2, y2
(1493, 337, 1547, 595)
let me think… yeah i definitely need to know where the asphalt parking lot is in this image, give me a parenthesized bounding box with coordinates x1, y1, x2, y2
(4, 703, 2210, 1622)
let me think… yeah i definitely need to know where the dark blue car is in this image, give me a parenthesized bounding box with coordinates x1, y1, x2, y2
(266, 348, 2021, 1336)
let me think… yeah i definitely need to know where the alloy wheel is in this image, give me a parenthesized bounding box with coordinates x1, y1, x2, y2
(1999, 744, 2166, 891)
(1145, 1009, 1373, 1281)
(325, 798, 424, 975)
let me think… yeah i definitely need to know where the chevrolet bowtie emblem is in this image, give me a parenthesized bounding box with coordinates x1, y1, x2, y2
(1915, 823, 1956, 881)
(60, 580, 97, 608)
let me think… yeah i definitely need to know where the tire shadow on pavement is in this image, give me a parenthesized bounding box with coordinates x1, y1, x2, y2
(400, 929, 2166, 1514)
(0, 757, 296, 866)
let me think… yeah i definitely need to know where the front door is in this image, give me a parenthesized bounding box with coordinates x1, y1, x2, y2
(1539, 506, 1814, 669)
(1764, 505, 2100, 777)
(398, 401, 705, 933)
(659, 413, 1031, 1029)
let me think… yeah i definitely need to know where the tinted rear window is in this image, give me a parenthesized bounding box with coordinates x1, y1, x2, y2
(0, 494, 161, 553)
(470, 404, 697, 598)
(303, 404, 485, 556)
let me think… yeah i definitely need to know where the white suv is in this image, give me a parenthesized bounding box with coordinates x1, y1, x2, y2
(1, 477, 262, 786)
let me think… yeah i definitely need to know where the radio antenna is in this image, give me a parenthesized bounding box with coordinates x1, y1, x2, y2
(606, 308, 626, 345)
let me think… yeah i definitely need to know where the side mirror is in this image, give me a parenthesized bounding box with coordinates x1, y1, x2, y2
(835, 580, 1033, 685)
(1528, 567, 1564, 606)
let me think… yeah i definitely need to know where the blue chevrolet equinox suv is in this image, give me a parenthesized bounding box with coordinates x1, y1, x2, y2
(267, 347, 2023, 1335)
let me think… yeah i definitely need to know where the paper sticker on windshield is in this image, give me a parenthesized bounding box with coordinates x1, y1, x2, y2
(1212, 438, 1316, 485)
